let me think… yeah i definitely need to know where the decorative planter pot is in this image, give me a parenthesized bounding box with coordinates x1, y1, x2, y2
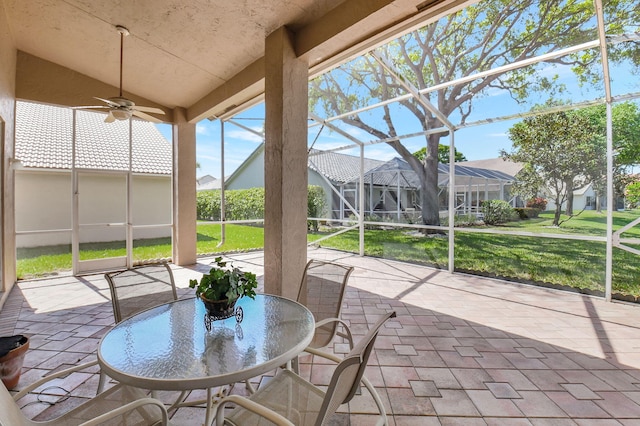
(200, 295, 237, 321)
(0, 335, 29, 390)
(200, 296, 244, 331)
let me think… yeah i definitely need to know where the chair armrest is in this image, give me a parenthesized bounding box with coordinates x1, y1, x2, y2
(215, 394, 295, 426)
(315, 317, 354, 348)
(304, 347, 388, 426)
(78, 397, 169, 426)
(303, 346, 343, 364)
(13, 360, 99, 401)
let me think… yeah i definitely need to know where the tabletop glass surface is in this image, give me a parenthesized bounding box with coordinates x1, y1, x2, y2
(98, 294, 314, 384)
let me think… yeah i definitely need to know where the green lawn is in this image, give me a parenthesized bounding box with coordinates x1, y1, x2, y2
(16, 210, 640, 299)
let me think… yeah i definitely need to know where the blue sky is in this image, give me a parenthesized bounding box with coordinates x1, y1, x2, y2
(156, 33, 639, 180)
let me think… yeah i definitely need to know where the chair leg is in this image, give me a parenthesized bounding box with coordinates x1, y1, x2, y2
(361, 376, 388, 426)
(97, 371, 107, 394)
(290, 356, 299, 374)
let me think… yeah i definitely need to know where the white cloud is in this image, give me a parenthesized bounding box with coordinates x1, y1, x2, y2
(364, 146, 397, 161)
(226, 128, 264, 143)
(196, 123, 210, 135)
(313, 141, 358, 151)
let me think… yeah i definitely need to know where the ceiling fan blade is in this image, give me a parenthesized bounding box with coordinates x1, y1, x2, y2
(104, 111, 116, 123)
(94, 97, 120, 107)
(132, 110, 163, 123)
(132, 105, 165, 115)
(70, 105, 110, 110)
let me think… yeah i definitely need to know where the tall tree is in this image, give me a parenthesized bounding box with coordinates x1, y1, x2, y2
(414, 145, 467, 164)
(503, 110, 601, 225)
(573, 102, 640, 211)
(309, 0, 638, 228)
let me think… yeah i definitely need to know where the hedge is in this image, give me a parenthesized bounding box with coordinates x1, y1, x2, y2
(197, 186, 326, 223)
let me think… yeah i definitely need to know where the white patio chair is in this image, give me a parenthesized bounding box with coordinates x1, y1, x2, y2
(215, 311, 396, 426)
(297, 259, 355, 350)
(2, 360, 170, 425)
(104, 261, 178, 324)
(103, 262, 191, 404)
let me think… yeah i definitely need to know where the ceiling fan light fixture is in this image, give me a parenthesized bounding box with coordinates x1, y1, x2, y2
(111, 109, 132, 121)
(73, 24, 165, 123)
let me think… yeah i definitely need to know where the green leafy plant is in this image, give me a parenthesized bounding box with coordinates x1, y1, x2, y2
(482, 200, 516, 225)
(189, 256, 257, 302)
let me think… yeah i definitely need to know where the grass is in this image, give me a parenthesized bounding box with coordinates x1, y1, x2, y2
(16, 210, 640, 298)
(17, 223, 264, 279)
(309, 209, 640, 297)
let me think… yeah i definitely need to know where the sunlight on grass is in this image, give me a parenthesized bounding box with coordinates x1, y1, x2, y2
(16, 211, 640, 298)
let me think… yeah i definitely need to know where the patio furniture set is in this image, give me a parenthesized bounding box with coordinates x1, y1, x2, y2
(1, 259, 393, 425)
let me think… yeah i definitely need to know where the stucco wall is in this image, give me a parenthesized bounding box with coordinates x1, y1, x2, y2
(0, 1, 17, 292)
(15, 170, 171, 247)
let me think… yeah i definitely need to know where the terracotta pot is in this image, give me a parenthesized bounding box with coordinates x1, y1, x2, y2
(0, 335, 29, 390)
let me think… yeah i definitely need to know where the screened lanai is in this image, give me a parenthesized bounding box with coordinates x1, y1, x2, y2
(359, 157, 517, 220)
(2, 0, 639, 304)
(208, 0, 640, 302)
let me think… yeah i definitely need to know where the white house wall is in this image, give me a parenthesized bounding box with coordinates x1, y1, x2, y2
(544, 185, 596, 212)
(227, 149, 265, 190)
(16, 170, 71, 233)
(308, 169, 334, 217)
(132, 175, 172, 227)
(16, 170, 171, 247)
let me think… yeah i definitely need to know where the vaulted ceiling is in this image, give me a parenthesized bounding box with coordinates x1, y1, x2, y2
(4, 0, 470, 123)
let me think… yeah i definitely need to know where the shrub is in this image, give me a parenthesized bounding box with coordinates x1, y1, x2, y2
(196, 190, 221, 220)
(526, 197, 547, 211)
(625, 181, 640, 208)
(440, 214, 480, 227)
(196, 186, 326, 224)
(482, 200, 516, 225)
(225, 188, 265, 220)
(307, 185, 326, 231)
(196, 188, 264, 221)
(514, 207, 541, 219)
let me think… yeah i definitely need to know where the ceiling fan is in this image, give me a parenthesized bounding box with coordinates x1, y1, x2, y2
(74, 25, 165, 123)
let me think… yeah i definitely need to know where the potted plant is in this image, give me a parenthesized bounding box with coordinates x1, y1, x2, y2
(0, 335, 29, 390)
(189, 256, 258, 320)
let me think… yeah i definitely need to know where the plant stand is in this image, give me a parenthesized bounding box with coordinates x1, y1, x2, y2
(200, 297, 244, 331)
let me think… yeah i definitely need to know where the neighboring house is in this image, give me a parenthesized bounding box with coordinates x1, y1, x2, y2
(14, 100, 172, 248)
(197, 175, 221, 191)
(457, 157, 524, 178)
(225, 144, 516, 220)
(542, 183, 625, 212)
(459, 158, 620, 212)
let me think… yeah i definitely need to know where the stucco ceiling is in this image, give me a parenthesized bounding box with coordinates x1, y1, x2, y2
(4, 0, 470, 122)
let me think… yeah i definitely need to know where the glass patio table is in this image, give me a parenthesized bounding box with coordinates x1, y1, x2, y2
(98, 294, 315, 422)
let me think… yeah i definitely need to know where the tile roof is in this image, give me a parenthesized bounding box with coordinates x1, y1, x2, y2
(360, 157, 516, 189)
(457, 157, 523, 177)
(308, 149, 515, 188)
(15, 101, 171, 174)
(308, 149, 385, 183)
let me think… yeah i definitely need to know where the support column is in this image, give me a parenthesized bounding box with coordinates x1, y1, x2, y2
(1, 115, 16, 294)
(172, 107, 197, 266)
(264, 26, 308, 298)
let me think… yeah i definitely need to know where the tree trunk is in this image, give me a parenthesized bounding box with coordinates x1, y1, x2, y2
(565, 179, 574, 216)
(553, 204, 562, 226)
(596, 192, 603, 213)
(421, 134, 441, 231)
(388, 130, 442, 232)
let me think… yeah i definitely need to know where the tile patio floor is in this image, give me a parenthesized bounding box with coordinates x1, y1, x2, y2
(3, 247, 640, 425)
